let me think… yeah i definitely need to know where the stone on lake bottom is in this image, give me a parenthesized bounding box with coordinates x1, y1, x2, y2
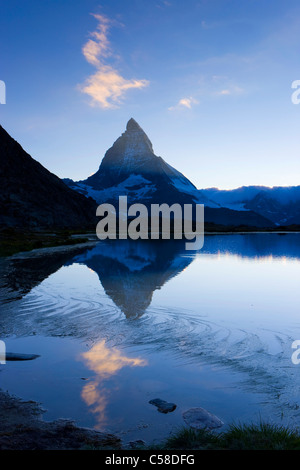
(5, 353, 40, 361)
(149, 398, 177, 414)
(129, 440, 146, 449)
(182, 407, 224, 430)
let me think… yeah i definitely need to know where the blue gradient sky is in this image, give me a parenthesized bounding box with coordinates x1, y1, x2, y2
(0, 0, 299, 189)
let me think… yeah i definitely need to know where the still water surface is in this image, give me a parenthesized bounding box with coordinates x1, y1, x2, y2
(0, 234, 300, 443)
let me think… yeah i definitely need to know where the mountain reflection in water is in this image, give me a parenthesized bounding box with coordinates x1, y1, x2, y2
(1, 234, 300, 322)
(68, 240, 194, 318)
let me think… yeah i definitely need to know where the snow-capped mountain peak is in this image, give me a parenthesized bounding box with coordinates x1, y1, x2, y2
(82, 118, 158, 190)
(63, 119, 275, 227)
(125, 118, 154, 153)
(120, 118, 154, 160)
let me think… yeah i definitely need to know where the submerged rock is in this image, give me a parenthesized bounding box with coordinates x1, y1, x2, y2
(5, 353, 40, 361)
(149, 398, 177, 414)
(182, 407, 224, 430)
(129, 440, 146, 449)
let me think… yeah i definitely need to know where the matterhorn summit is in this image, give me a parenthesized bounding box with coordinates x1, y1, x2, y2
(64, 119, 273, 227)
(123, 117, 154, 156)
(66, 118, 205, 203)
(84, 118, 158, 190)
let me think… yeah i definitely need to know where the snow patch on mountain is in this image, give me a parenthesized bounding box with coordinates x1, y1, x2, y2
(201, 186, 300, 224)
(68, 174, 156, 205)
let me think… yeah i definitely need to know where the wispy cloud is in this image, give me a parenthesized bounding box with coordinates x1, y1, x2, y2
(79, 13, 149, 109)
(168, 78, 244, 113)
(156, 0, 172, 8)
(215, 85, 244, 96)
(217, 89, 231, 95)
(168, 96, 198, 111)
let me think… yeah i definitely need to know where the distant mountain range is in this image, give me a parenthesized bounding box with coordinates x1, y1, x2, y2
(1, 119, 299, 232)
(201, 186, 300, 226)
(0, 125, 96, 229)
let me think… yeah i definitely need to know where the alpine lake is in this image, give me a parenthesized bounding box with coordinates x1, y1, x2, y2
(0, 233, 300, 445)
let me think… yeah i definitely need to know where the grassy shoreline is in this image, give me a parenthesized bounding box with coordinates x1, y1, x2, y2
(0, 228, 92, 257)
(156, 423, 300, 450)
(133, 423, 300, 451)
(1, 225, 300, 258)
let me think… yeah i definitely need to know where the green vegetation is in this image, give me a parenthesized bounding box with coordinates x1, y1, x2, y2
(149, 423, 300, 450)
(162, 427, 219, 450)
(219, 422, 300, 450)
(0, 228, 90, 257)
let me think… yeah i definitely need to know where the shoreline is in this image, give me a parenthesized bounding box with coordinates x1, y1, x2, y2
(0, 389, 121, 450)
(1, 229, 299, 259)
(1, 389, 300, 450)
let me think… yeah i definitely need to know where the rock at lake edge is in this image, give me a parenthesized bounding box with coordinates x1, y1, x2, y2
(0, 390, 121, 450)
(5, 353, 40, 361)
(129, 440, 146, 449)
(149, 398, 177, 414)
(182, 407, 224, 430)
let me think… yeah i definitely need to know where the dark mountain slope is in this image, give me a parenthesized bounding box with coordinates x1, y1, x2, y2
(0, 125, 96, 229)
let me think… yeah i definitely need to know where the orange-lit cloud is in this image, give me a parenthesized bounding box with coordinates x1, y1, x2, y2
(79, 14, 149, 109)
(80, 340, 147, 428)
(82, 340, 147, 377)
(168, 96, 198, 111)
